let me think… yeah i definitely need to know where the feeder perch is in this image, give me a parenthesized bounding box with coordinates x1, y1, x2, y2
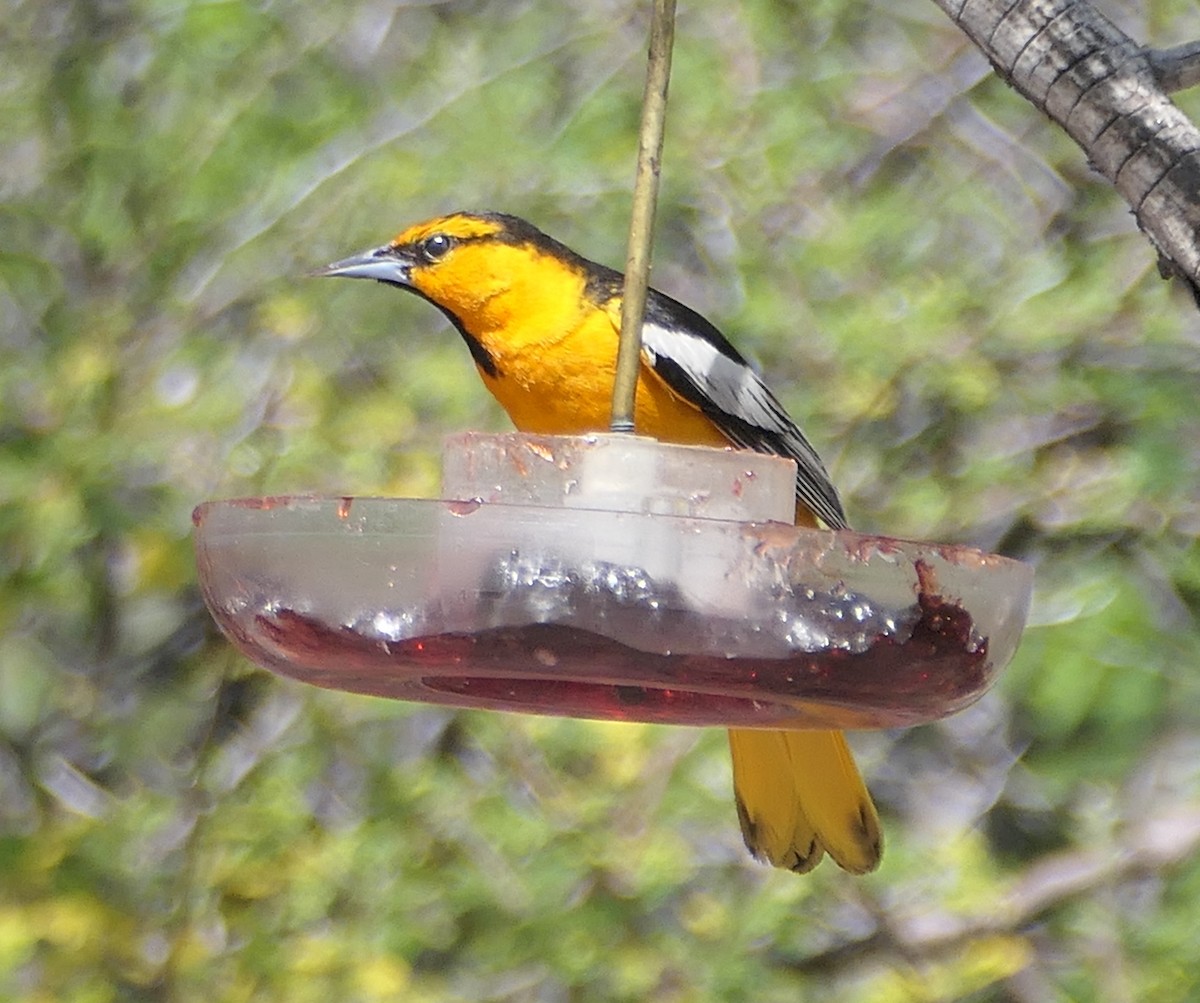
(193, 433, 1033, 730)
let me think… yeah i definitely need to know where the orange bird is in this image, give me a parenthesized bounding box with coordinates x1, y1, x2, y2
(321, 211, 882, 873)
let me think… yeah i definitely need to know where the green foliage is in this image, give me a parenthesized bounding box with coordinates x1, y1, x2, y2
(3, 0, 1200, 998)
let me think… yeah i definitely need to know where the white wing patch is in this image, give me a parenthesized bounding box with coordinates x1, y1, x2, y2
(640, 318, 848, 529)
(641, 321, 788, 432)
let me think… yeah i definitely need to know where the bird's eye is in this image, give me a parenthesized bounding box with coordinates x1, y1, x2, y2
(419, 233, 454, 262)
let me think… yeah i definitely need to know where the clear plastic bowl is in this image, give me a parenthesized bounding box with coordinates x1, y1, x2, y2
(194, 434, 1033, 730)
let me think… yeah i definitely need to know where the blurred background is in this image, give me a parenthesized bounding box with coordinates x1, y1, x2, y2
(4, 0, 1200, 999)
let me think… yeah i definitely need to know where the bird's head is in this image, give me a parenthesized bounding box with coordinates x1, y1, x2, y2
(317, 211, 598, 339)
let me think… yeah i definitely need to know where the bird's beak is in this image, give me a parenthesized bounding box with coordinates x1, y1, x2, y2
(313, 245, 412, 286)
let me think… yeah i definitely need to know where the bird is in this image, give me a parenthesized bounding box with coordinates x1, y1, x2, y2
(318, 210, 882, 874)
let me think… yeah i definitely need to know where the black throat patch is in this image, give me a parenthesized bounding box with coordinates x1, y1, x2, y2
(433, 301, 500, 378)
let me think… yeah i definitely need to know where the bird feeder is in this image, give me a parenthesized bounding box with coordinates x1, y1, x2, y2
(194, 432, 1032, 730)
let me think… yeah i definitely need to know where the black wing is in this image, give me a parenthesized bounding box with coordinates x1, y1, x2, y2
(640, 291, 848, 530)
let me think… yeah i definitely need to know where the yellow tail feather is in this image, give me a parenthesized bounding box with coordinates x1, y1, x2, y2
(729, 728, 882, 874)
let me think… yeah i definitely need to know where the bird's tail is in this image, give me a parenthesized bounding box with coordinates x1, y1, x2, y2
(728, 728, 882, 874)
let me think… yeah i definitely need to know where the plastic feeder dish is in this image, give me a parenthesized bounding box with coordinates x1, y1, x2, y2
(194, 433, 1033, 730)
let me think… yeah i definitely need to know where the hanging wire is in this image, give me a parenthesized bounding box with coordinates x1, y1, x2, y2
(610, 0, 677, 433)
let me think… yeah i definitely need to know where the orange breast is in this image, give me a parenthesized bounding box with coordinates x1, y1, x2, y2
(477, 306, 729, 448)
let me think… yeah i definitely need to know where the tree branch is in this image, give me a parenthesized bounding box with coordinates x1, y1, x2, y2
(1148, 41, 1200, 95)
(929, 0, 1200, 299)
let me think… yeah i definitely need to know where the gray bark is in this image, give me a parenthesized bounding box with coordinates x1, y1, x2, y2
(930, 0, 1200, 297)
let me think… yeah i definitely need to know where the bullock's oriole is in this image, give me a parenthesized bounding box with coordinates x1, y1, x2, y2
(320, 211, 882, 874)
